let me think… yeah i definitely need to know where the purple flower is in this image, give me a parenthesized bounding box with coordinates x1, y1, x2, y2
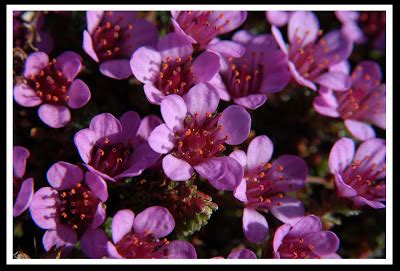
(13, 146, 34, 217)
(265, 11, 292, 27)
(210, 30, 290, 109)
(171, 11, 247, 53)
(107, 207, 197, 259)
(272, 11, 353, 91)
(83, 11, 159, 79)
(74, 112, 161, 182)
(230, 135, 308, 243)
(13, 51, 91, 128)
(273, 215, 341, 259)
(213, 248, 257, 259)
(29, 162, 108, 258)
(148, 82, 251, 190)
(328, 137, 386, 209)
(130, 32, 221, 105)
(336, 11, 386, 51)
(313, 61, 385, 140)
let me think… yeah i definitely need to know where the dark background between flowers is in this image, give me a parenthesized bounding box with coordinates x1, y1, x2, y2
(13, 10, 386, 259)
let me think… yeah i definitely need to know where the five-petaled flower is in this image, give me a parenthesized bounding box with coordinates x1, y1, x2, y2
(272, 11, 353, 91)
(29, 162, 109, 258)
(13, 51, 91, 128)
(314, 61, 386, 140)
(329, 137, 386, 209)
(273, 215, 341, 259)
(210, 30, 290, 109)
(13, 146, 34, 217)
(74, 111, 161, 182)
(107, 207, 197, 258)
(148, 82, 251, 191)
(130, 32, 221, 105)
(83, 11, 159, 79)
(231, 135, 308, 243)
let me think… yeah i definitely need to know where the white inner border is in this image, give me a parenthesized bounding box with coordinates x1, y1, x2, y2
(7, 4, 393, 265)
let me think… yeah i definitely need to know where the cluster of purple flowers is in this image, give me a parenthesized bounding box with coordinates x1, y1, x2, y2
(13, 10, 386, 259)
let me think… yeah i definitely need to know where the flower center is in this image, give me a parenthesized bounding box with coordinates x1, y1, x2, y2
(156, 56, 196, 96)
(176, 11, 231, 48)
(359, 12, 386, 40)
(115, 232, 169, 259)
(89, 137, 133, 177)
(26, 59, 71, 105)
(342, 155, 386, 199)
(58, 182, 99, 234)
(245, 162, 287, 208)
(172, 112, 227, 166)
(92, 11, 133, 61)
(279, 237, 319, 259)
(223, 55, 264, 98)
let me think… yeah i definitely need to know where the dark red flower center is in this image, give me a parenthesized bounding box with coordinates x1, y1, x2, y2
(26, 59, 70, 105)
(92, 11, 133, 61)
(89, 137, 133, 177)
(223, 55, 264, 98)
(359, 12, 386, 40)
(176, 11, 232, 48)
(115, 232, 169, 259)
(278, 237, 319, 259)
(155, 56, 196, 96)
(172, 112, 227, 166)
(58, 181, 99, 234)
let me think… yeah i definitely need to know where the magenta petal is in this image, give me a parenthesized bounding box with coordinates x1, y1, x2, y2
(269, 155, 308, 191)
(208, 73, 230, 101)
(143, 84, 165, 105)
(29, 187, 60, 229)
(334, 173, 358, 198)
(266, 11, 290, 27)
(228, 249, 257, 259)
(43, 224, 77, 253)
(247, 135, 274, 171)
(288, 11, 319, 46)
(242, 207, 269, 243)
(67, 79, 91, 109)
(352, 196, 385, 209)
(83, 30, 99, 62)
(368, 112, 386, 130)
(183, 83, 219, 120)
(233, 178, 248, 203)
(112, 209, 135, 244)
(304, 231, 340, 256)
(162, 154, 194, 181)
(207, 40, 245, 58)
(229, 150, 247, 168)
(351, 61, 382, 88)
(130, 47, 161, 84)
(133, 206, 175, 239)
(38, 104, 71, 128)
(91, 202, 106, 229)
(191, 51, 220, 82)
(148, 124, 175, 154)
(13, 84, 42, 107)
(273, 223, 292, 255)
(13, 146, 30, 178)
(232, 30, 255, 45)
(119, 111, 141, 144)
(137, 115, 162, 141)
(218, 105, 251, 145)
(354, 138, 386, 170)
(260, 51, 291, 94)
(86, 11, 104, 34)
(315, 71, 351, 91)
(318, 30, 353, 65)
(56, 51, 82, 81)
(107, 242, 123, 258)
(89, 113, 122, 140)
(99, 60, 132, 80)
(269, 196, 305, 225)
(160, 95, 187, 132)
(13, 177, 34, 217)
(323, 253, 342, 259)
(328, 137, 355, 174)
(271, 26, 288, 54)
(209, 11, 247, 34)
(47, 161, 83, 190)
(158, 33, 193, 62)
(159, 240, 197, 259)
(330, 60, 351, 75)
(286, 215, 322, 238)
(288, 61, 317, 90)
(85, 171, 108, 202)
(73, 128, 96, 164)
(313, 95, 340, 118)
(80, 228, 108, 258)
(344, 119, 376, 141)
(24, 51, 49, 78)
(171, 18, 197, 44)
(234, 94, 267, 110)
